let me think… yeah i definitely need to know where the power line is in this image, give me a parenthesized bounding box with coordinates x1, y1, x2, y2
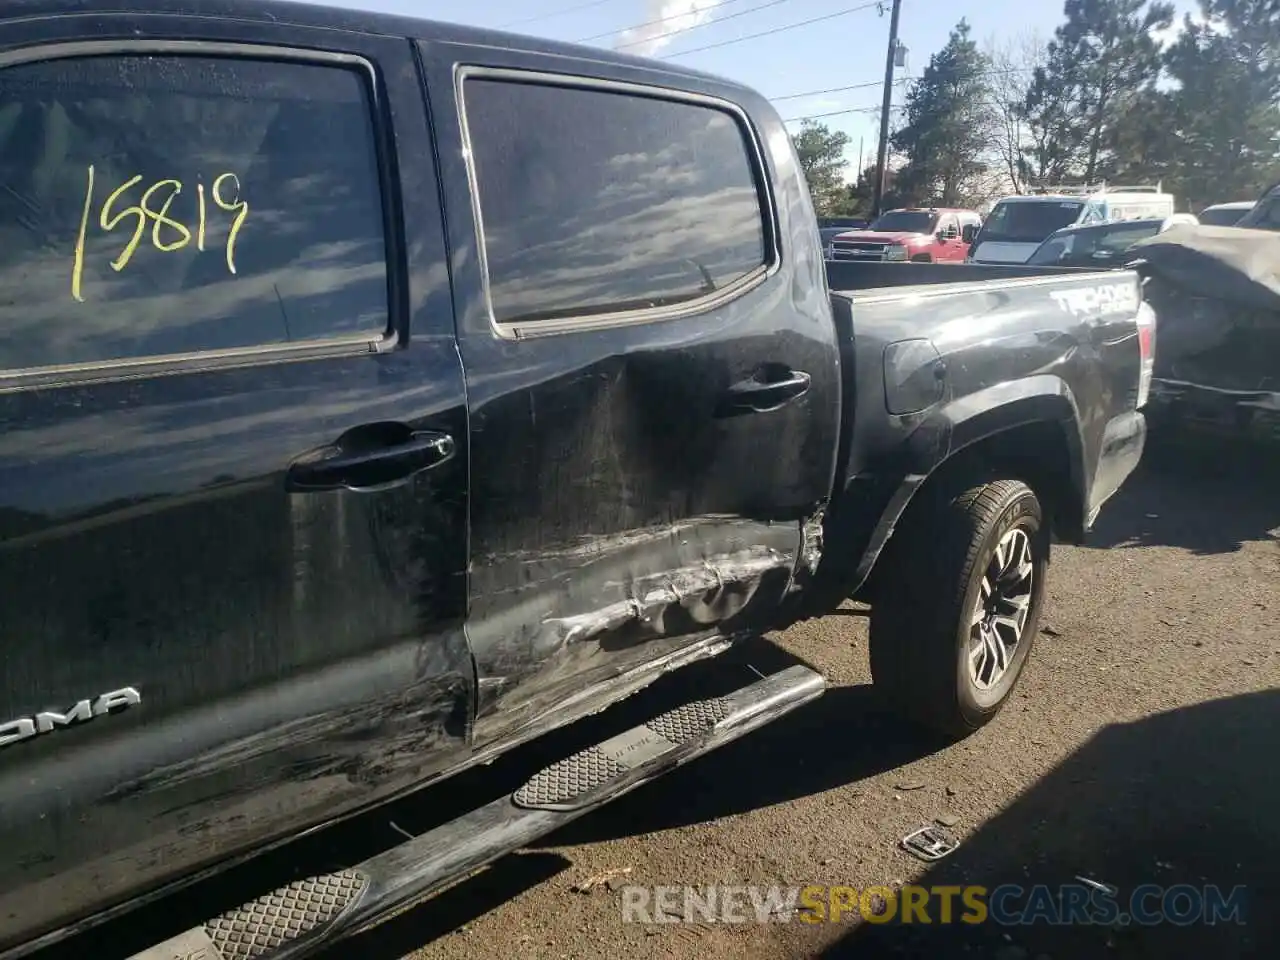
(615, 0, 801, 51)
(576, 0, 763, 44)
(777, 66, 1050, 124)
(782, 105, 899, 122)
(657, 0, 882, 59)
(497, 0, 622, 30)
(770, 77, 908, 102)
(774, 65, 1039, 103)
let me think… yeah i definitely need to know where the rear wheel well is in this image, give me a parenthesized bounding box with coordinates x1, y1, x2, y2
(926, 421, 1083, 542)
(858, 421, 1082, 603)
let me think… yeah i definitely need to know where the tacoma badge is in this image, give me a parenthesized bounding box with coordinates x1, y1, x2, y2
(0, 687, 141, 749)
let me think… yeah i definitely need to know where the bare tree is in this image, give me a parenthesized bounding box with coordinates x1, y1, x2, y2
(982, 29, 1048, 195)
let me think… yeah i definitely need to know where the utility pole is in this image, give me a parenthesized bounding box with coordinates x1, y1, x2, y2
(871, 0, 903, 220)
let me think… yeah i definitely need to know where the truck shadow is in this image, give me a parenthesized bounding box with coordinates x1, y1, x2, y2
(314, 644, 946, 957)
(1083, 431, 1280, 556)
(813, 688, 1280, 959)
(523, 681, 942, 849)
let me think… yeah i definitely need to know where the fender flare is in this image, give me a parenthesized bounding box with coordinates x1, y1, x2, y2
(851, 376, 1087, 589)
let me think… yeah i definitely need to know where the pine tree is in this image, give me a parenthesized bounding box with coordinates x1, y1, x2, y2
(890, 20, 992, 205)
(1022, 0, 1174, 185)
(1160, 0, 1280, 207)
(791, 120, 851, 216)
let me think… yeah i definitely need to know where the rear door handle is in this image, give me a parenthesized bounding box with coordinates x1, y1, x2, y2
(286, 424, 455, 493)
(718, 368, 812, 416)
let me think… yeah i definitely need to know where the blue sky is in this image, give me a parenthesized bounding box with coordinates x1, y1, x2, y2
(294, 0, 1198, 173)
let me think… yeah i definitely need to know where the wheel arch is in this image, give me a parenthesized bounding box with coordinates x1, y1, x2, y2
(851, 386, 1088, 601)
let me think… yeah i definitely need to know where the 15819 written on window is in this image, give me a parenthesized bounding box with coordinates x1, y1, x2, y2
(0, 54, 389, 371)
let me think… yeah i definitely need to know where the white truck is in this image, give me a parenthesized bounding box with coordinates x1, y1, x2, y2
(968, 182, 1177, 265)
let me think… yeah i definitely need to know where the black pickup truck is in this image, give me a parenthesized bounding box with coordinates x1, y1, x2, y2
(0, 2, 1151, 957)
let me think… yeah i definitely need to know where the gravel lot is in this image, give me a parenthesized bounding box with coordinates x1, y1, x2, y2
(32, 432, 1280, 960)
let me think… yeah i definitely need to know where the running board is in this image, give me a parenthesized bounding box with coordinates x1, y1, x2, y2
(129, 664, 825, 960)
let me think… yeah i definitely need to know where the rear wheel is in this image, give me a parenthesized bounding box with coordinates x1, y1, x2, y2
(868, 477, 1049, 739)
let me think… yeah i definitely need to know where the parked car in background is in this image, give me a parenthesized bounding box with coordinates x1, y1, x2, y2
(1025, 214, 1200, 269)
(1235, 182, 1280, 231)
(827, 207, 982, 262)
(818, 215, 870, 250)
(968, 183, 1176, 264)
(1196, 201, 1255, 226)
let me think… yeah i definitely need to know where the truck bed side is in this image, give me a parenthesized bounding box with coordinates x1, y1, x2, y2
(815, 260, 1148, 600)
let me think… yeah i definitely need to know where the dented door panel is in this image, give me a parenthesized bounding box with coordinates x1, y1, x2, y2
(419, 40, 841, 748)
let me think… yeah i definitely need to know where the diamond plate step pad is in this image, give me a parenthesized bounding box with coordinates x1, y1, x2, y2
(513, 696, 731, 810)
(204, 869, 369, 960)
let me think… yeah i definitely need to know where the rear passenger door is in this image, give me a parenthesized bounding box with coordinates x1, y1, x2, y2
(0, 17, 470, 950)
(420, 44, 840, 747)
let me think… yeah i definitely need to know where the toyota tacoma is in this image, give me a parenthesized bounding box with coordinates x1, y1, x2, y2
(0, 2, 1150, 957)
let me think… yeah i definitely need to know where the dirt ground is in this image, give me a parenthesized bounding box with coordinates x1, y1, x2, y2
(31, 431, 1280, 960)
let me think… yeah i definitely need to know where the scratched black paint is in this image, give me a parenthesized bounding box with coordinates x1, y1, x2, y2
(0, 11, 471, 954)
(0, 2, 1147, 957)
(421, 42, 840, 745)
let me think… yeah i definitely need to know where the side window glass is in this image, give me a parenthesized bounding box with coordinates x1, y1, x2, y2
(0, 54, 388, 371)
(462, 77, 768, 327)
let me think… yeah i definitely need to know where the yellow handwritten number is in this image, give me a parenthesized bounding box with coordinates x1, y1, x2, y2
(196, 181, 207, 252)
(99, 174, 147, 272)
(72, 164, 95, 303)
(212, 173, 249, 275)
(145, 180, 192, 253)
(71, 166, 250, 299)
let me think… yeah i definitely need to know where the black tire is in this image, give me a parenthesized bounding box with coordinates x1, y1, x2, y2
(909, 253, 933, 262)
(869, 477, 1050, 739)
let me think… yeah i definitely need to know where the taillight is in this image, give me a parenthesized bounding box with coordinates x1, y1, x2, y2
(1135, 299, 1156, 409)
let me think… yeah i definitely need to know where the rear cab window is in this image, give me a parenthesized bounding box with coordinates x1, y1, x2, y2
(979, 200, 1086, 244)
(0, 50, 390, 375)
(458, 72, 772, 332)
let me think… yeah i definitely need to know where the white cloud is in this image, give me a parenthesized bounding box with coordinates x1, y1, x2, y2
(617, 0, 718, 57)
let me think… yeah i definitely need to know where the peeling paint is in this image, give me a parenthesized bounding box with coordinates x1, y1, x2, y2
(546, 549, 786, 646)
(799, 506, 825, 577)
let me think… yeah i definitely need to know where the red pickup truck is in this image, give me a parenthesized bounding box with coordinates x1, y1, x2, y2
(828, 207, 983, 263)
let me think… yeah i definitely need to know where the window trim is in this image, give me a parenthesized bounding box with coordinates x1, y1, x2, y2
(0, 38, 400, 394)
(453, 65, 781, 340)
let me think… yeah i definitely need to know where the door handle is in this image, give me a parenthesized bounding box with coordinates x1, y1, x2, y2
(285, 424, 455, 493)
(717, 367, 812, 416)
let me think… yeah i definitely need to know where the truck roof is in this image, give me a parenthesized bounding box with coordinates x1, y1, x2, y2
(994, 189, 1173, 205)
(0, 0, 739, 90)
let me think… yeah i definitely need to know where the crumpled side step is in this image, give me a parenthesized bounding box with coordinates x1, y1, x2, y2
(129, 664, 825, 960)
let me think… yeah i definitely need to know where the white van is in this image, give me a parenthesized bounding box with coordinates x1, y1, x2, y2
(968, 183, 1177, 265)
